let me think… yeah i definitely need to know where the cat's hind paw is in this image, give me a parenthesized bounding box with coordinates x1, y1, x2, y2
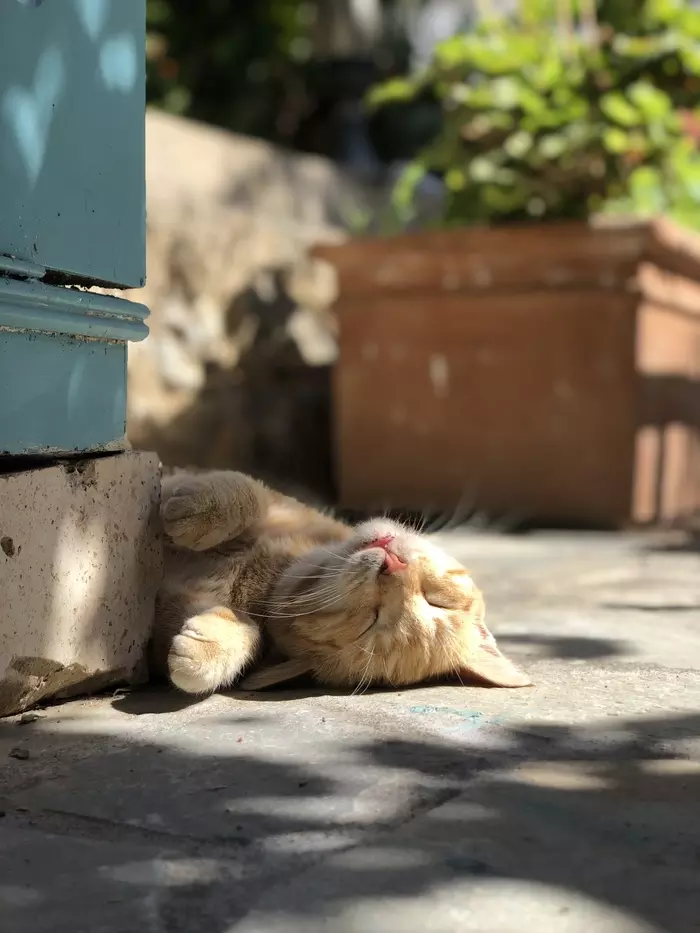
(161, 475, 225, 551)
(161, 472, 264, 550)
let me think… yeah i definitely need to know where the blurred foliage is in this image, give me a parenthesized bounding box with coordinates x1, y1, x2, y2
(145, 0, 412, 153)
(146, 0, 312, 142)
(368, 0, 700, 228)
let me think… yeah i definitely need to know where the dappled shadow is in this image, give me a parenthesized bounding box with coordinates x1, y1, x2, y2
(112, 675, 500, 715)
(636, 374, 700, 529)
(497, 634, 630, 662)
(641, 531, 700, 555)
(223, 143, 367, 232)
(111, 685, 205, 716)
(1, 698, 699, 932)
(134, 268, 335, 502)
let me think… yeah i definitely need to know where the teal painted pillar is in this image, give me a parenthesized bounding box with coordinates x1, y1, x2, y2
(0, 0, 149, 456)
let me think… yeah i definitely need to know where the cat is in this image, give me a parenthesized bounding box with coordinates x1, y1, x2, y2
(150, 470, 531, 694)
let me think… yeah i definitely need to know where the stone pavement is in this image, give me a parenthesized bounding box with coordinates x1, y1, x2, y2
(2, 531, 700, 933)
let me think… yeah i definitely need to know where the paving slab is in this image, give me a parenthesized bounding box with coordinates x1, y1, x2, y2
(1, 531, 699, 933)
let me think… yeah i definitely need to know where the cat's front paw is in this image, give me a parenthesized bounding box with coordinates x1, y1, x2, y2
(168, 609, 261, 694)
(160, 475, 223, 550)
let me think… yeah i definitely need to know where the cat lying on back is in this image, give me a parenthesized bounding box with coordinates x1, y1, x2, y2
(151, 470, 531, 694)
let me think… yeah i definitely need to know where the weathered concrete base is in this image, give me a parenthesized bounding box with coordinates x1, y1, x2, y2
(0, 452, 161, 717)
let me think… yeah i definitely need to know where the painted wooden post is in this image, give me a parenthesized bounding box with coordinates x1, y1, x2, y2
(0, 0, 149, 456)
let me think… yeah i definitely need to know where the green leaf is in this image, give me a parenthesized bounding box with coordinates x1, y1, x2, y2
(681, 44, 700, 76)
(647, 0, 685, 26)
(538, 134, 568, 159)
(628, 166, 666, 215)
(527, 55, 564, 90)
(600, 92, 641, 127)
(519, 83, 549, 115)
(627, 82, 672, 122)
(366, 78, 418, 109)
(482, 184, 528, 213)
(493, 167, 518, 185)
(445, 169, 467, 192)
(434, 35, 472, 69)
(603, 127, 630, 154)
(468, 36, 539, 74)
(365, 0, 700, 229)
(489, 77, 520, 110)
(504, 130, 533, 159)
(469, 156, 498, 183)
(391, 163, 427, 222)
(613, 34, 677, 59)
(680, 11, 700, 40)
(674, 155, 700, 200)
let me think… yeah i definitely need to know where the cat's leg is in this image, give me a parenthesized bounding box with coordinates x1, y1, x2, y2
(168, 607, 261, 694)
(161, 471, 271, 551)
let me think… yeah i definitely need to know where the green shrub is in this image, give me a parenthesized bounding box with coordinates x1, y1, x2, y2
(146, 0, 308, 142)
(368, 0, 700, 228)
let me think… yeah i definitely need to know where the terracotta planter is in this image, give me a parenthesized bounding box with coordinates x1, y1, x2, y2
(315, 219, 700, 528)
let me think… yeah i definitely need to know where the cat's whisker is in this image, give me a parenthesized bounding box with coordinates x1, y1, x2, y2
(267, 579, 367, 618)
(425, 488, 478, 536)
(304, 584, 366, 615)
(312, 544, 356, 562)
(283, 572, 347, 581)
(284, 561, 346, 576)
(266, 579, 356, 610)
(444, 636, 470, 684)
(382, 656, 396, 688)
(361, 648, 376, 694)
(423, 509, 449, 535)
(414, 513, 428, 535)
(351, 663, 373, 696)
(226, 598, 346, 621)
(278, 563, 359, 585)
(396, 513, 411, 533)
(268, 582, 345, 604)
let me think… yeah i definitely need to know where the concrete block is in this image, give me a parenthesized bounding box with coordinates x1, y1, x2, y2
(0, 452, 161, 716)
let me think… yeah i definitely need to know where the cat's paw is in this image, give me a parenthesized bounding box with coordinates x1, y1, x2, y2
(160, 475, 223, 551)
(168, 609, 260, 694)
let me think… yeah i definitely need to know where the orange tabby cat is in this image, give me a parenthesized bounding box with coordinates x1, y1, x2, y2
(151, 470, 531, 693)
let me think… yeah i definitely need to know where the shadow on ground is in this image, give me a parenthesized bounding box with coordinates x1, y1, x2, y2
(497, 634, 630, 661)
(1, 696, 698, 932)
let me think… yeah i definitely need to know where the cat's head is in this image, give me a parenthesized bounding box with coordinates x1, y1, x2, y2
(241, 519, 531, 691)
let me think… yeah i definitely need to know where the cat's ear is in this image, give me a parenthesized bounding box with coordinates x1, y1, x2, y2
(238, 657, 313, 691)
(458, 603, 532, 688)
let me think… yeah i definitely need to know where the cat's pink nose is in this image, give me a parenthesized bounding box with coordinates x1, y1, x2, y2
(369, 534, 394, 550)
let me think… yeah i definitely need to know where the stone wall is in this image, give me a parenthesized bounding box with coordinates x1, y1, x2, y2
(123, 110, 373, 499)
